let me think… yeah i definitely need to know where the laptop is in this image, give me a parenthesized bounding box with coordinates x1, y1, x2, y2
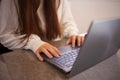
(42, 18, 120, 77)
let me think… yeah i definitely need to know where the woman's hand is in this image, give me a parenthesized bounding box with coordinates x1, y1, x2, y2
(65, 35, 85, 48)
(35, 43, 61, 61)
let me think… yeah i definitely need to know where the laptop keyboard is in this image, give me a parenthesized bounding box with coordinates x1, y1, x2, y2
(46, 47, 80, 68)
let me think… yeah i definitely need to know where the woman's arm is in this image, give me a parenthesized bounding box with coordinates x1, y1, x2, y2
(61, 0, 79, 37)
(61, 0, 86, 47)
(0, 0, 61, 61)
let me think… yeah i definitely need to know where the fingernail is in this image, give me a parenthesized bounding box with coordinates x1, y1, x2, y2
(59, 53, 62, 56)
(50, 56, 53, 58)
(56, 55, 60, 57)
(59, 52, 62, 55)
(40, 59, 44, 61)
(65, 43, 68, 46)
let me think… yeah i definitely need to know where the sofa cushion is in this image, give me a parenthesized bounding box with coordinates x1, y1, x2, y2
(0, 56, 12, 80)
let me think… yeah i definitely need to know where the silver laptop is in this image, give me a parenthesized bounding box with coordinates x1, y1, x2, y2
(42, 18, 120, 77)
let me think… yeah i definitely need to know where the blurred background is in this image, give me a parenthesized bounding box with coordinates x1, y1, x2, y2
(70, 0, 120, 33)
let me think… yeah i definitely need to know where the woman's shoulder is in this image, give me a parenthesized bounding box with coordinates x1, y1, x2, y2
(59, 0, 71, 8)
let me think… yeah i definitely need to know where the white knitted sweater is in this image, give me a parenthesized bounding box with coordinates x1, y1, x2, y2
(0, 0, 79, 53)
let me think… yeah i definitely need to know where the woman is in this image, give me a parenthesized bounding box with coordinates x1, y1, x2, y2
(0, 0, 85, 61)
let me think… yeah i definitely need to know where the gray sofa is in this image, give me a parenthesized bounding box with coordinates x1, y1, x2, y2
(0, 39, 120, 80)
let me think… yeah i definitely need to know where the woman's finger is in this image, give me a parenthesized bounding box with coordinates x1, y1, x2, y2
(46, 44, 61, 56)
(77, 36, 82, 46)
(71, 36, 76, 48)
(65, 38, 71, 45)
(36, 52, 44, 61)
(47, 47, 60, 57)
(42, 48, 53, 58)
(52, 46, 61, 56)
(81, 36, 85, 44)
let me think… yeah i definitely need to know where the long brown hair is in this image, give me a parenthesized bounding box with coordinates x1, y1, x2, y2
(15, 0, 61, 41)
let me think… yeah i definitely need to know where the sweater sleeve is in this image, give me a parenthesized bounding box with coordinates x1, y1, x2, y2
(0, 33, 46, 53)
(24, 34, 46, 53)
(61, 0, 79, 37)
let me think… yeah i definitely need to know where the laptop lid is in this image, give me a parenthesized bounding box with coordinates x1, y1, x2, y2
(68, 18, 120, 77)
